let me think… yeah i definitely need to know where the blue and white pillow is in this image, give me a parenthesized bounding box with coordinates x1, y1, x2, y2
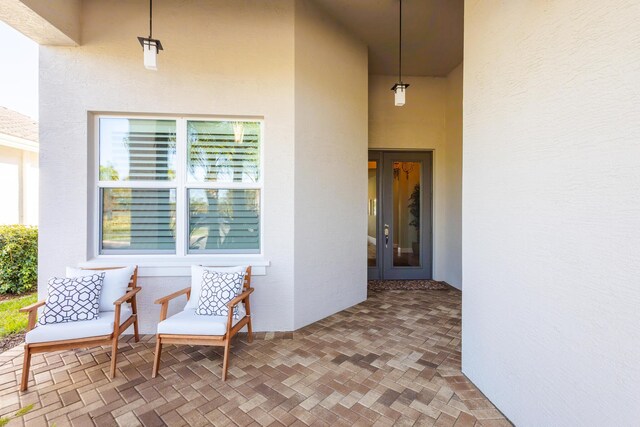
(38, 273, 105, 325)
(195, 271, 244, 318)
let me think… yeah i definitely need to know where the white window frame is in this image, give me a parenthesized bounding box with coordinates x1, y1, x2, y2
(88, 113, 268, 275)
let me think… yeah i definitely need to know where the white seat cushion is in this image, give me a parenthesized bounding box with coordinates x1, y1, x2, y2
(157, 304, 246, 336)
(26, 308, 132, 344)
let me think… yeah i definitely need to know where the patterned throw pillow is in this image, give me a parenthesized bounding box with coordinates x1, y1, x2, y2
(38, 273, 105, 325)
(195, 271, 245, 318)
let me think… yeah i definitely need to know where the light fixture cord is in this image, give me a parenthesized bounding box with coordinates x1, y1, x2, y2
(149, 0, 153, 38)
(399, 0, 402, 84)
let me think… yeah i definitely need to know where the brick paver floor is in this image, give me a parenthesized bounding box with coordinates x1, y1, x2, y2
(0, 289, 510, 426)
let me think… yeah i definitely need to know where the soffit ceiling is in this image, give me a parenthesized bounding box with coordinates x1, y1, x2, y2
(312, 0, 464, 77)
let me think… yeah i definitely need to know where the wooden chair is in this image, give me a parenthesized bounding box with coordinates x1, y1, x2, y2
(19, 266, 140, 391)
(152, 266, 254, 381)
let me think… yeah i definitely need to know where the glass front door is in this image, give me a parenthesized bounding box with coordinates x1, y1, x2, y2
(368, 151, 432, 280)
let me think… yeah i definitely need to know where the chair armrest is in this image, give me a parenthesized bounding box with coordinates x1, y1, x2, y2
(19, 300, 45, 313)
(226, 288, 254, 334)
(227, 288, 254, 309)
(20, 300, 45, 332)
(154, 287, 191, 305)
(154, 287, 191, 322)
(114, 287, 141, 306)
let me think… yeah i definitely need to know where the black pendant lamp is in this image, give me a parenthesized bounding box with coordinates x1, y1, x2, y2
(391, 0, 409, 106)
(137, 0, 163, 70)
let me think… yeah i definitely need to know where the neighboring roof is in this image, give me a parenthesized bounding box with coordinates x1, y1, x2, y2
(0, 106, 38, 142)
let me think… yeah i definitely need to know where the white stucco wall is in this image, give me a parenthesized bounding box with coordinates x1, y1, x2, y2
(294, 0, 368, 328)
(38, 0, 369, 333)
(444, 64, 462, 287)
(368, 68, 462, 288)
(39, 0, 297, 332)
(462, 1, 640, 425)
(293, 0, 368, 328)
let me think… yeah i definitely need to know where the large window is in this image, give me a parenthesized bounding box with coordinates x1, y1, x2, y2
(97, 116, 262, 255)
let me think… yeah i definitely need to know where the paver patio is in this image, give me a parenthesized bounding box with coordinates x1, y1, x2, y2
(0, 289, 510, 426)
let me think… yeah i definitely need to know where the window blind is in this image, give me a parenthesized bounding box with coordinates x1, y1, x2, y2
(188, 189, 260, 253)
(102, 188, 176, 252)
(99, 119, 176, 181)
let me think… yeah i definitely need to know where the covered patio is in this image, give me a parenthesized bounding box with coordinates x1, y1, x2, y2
(0, 289, 508, 426)
(0, 0, 638, 425)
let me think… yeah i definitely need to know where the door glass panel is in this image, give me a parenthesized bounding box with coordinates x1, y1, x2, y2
(367, 161, 377, 267)
(392, 161, 421, 267)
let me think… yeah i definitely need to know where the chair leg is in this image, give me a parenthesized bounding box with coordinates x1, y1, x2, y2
(152, 335, 162, 378)
(131, 296, 140, 343)
(110, 335, 119, 379)
(133, 314, 140, 343)
(245, 299, 253, 344)
(247, 317, 254, 344)
(222, 341, 231, 381)
(20, 346, 31, 392)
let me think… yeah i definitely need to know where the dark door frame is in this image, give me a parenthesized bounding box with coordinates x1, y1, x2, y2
(368, 149, 433, 280)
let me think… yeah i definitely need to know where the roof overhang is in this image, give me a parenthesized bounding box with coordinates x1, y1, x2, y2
(0, 0, 80, 46)
(0, 133, 38, 152)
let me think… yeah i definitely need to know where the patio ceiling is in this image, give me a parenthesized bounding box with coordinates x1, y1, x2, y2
(313, 0, 464, 77)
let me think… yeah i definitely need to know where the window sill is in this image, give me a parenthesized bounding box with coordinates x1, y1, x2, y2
(79, 255, 270, 277)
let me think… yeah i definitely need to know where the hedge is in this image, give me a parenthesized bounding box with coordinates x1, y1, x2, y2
(0, 225, 38, 294)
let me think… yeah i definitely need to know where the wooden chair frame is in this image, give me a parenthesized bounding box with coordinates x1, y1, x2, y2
(19, 266, 140, 391)
(152, 266, 254, 381)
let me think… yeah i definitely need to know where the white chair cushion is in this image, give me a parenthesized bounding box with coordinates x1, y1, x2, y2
(157, 304, 246, 336)
(66, 266, 135, 312)
(185, 265, 246, 310)
(26, 308, 132, 344)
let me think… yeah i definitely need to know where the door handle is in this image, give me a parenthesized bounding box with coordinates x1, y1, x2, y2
(384, 224, 389, 248)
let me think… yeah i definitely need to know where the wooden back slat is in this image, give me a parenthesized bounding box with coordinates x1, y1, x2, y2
(244, 266, 252, 291)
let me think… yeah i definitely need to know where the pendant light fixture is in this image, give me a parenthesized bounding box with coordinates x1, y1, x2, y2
(137, 0, 163, 70)
(391, 0, 409, 106)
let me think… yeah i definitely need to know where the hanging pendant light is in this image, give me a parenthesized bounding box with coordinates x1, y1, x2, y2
(137, 0, 163, 70)
(391, 0, 409, 106)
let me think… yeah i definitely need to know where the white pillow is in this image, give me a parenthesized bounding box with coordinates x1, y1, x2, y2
(185, 265, 246, 310)
(66, 266, 136, 312)
(39, 274, 105, 325)
(195, 271, 245, 318)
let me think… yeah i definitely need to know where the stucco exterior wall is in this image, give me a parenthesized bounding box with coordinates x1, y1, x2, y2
(444, 64, 462, 288)
(39, 0, 369, 334)
(462, 1, 640, 425)
(368, 69, 462, 288)
(293, 0, 368, 328)
(39, 0, 297, 332)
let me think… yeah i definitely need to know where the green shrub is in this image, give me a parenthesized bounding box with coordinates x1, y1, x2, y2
(0, 225, 38, 294)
